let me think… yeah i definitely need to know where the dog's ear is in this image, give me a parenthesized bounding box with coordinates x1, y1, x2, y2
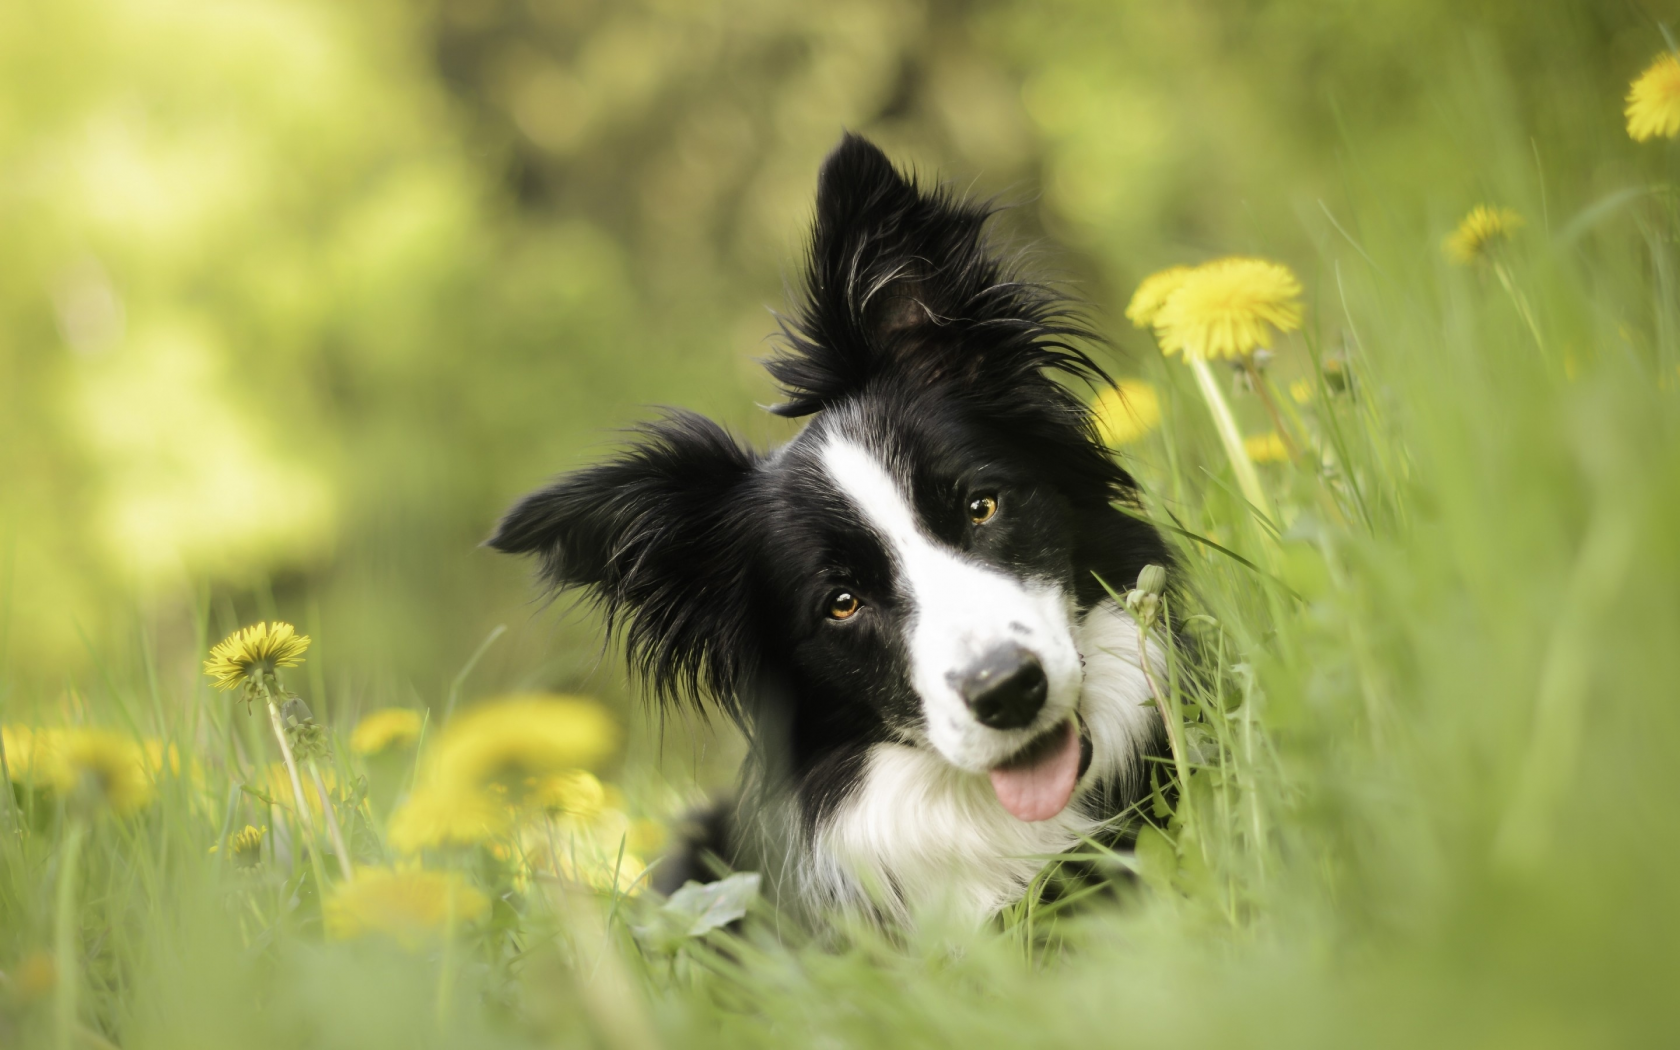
(487, 412, 760, 716)
(768, 133, 1103, 417)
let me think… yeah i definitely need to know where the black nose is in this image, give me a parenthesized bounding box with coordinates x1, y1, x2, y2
(952, 646, 1048, 729)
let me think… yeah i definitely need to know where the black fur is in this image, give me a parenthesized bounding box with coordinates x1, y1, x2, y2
(490, 135, 1170, 912)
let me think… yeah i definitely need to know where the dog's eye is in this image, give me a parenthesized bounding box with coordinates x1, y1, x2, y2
(967, 494, 998, 525)
(827, 591, 862, 621)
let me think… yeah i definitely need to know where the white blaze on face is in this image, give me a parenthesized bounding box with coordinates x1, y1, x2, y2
(819, 436, 1083, 771)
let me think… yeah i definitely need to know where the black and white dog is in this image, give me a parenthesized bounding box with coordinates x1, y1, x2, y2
(490, 135, 1171, 925)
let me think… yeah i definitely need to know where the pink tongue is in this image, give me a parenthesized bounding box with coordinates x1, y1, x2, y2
(988, 721, 1081, 822)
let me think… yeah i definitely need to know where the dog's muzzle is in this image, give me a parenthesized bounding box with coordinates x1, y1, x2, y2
(950, 644, 1048, 729)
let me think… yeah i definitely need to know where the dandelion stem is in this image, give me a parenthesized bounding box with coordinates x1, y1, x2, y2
(54, 817, 85, 1050)
(263, 690, 317, 841)
(260, 679, 334, 895)
(1135, 619, 1191, 819)
(308, 758, 354, 882)
(1188, 356, 1276, 524)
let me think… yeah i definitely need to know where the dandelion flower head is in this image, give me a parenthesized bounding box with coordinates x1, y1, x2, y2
(1444, 205, 1524, 265)
(37, 729, 154, 814)
(211, 824, 267, 869)
(1627, 53, 1680, 142)
(3, 725, 50, 784)
(350, 707, 424, 756)
(204, 622, 310, 691)
(1090, 380, 1161, 447)
(1244, 432, 1289, 464)
(387, 783, 513, 853)
(1153, 257, 1304, 362)
(11, 952, 56, 1001)
(524, 808, 647, 895)
(324, 868, 489, 948)
(1125, 266, 1194, 329)
(530, 769, 608, 818)
(430, 694, 617, 801)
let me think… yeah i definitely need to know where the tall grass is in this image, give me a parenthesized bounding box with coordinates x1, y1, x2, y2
(5, 63, 1680, 1050)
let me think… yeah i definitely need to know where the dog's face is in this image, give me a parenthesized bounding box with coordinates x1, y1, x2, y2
(761, 400, 1088, 786)
(490, 135, 1164, 826)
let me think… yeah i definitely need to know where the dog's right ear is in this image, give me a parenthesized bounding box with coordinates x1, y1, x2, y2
(487, 411, 760, 715)
(768, 133, 1103, 417)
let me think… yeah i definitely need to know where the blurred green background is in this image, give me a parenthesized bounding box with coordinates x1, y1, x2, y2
(0, 0, 1658, 725)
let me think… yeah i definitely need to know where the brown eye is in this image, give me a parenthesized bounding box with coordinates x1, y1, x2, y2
(828, 591, 862, 621)
(968, 494, 998, 525)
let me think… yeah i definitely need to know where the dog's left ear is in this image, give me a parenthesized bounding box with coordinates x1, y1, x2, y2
(486, 412, 761, 716)
(769, 133, 1102, 417)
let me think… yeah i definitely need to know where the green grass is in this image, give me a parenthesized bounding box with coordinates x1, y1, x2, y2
(6, 66, 1680, 1050)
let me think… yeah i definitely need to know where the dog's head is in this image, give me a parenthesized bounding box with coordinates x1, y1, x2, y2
(490, 135, 1165, 823)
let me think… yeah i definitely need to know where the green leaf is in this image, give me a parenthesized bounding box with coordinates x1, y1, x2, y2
(665, 872, 761, 936)
(634, 872, 762, 952)
(1133, 825, 1178, 893)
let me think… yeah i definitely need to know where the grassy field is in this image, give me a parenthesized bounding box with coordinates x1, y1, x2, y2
(6, 10, 1680, 1050)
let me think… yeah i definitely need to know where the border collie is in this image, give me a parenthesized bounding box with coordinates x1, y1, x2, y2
(490, 134, 1171, 925)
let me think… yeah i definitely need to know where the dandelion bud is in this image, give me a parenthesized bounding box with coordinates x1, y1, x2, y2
(1125, 590, 1160, 630)
(286, 719, 330, 762)
(1137, 564, 1167, 597)
(1124, 565, 1168, 631)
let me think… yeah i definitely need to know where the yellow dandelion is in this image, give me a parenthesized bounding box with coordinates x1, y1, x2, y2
(1154, 257, 1304, 362)
(1289, 379, 1314, 404)
(1244, 432, 1289, 464)
(430, 694, 617, 801)
(524, 809, 648, 895)
(561, 849, 647, 895)
(10, 951, 57, 1001)
(1090, 380, 1161, 447)
(529, 769, 607, 818)
(387, 783, 513, 853)
(210, 824, 267, 868)
(2, 725, 51, 784)
(626, 817, 668, 857)
(204, 622, 310, 691)
(1125, 266, 1194, 329)
(324, 867, 489, 948)
(1627, 53, 1680, 142)
(350, 708, 425, 756)
(36, 729, 153, 814)
(1444, 205, 1524, 265)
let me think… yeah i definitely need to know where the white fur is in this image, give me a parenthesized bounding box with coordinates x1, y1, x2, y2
(819, 436, 1085, 771)
(805, 599, 1164, 924)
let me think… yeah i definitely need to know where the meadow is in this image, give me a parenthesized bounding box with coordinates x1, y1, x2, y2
(4, 2, 1680, 1047)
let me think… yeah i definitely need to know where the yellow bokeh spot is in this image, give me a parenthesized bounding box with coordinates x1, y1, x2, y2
(1244, 432, 1289, 464)
(1091, 380, 1162, 447)
(350, 708, 425, 756)
(324, 868, 489, 948)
